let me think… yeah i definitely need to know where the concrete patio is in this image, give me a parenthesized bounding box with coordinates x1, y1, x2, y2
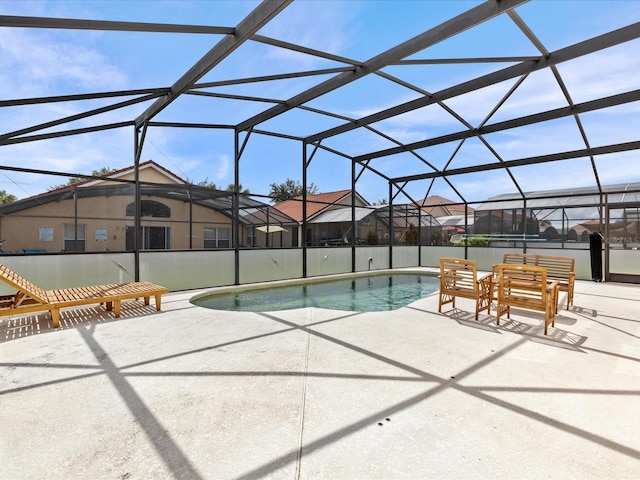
(1, 269, 639, 479)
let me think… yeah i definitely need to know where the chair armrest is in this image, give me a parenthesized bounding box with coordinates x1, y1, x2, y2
(477, 273, 493, 293)
(477, 273, 492, 283)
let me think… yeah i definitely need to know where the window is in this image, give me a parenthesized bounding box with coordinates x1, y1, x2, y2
(64, 223, 86, 252)
(126, 200, 171, 218)
(125, 226, 171, 250)
(39, 226, 54, 242)
(204, 227, 230, 248)
(246, 231, 256, 247)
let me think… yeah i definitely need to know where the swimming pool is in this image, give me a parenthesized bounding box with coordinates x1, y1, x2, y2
(191, 272, 439, 312)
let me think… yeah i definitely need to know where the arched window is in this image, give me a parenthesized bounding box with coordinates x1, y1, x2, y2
(126, 200, 171, 218)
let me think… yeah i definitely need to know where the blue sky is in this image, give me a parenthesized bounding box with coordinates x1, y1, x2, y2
(1, 0, 640, 205)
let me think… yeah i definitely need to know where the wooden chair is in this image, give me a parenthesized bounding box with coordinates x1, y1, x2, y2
(0, 264, 169, 328)
(438, 258, 492, 320)
(495, 263, 559, 335)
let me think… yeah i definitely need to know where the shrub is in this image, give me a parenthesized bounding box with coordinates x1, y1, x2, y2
(404, 224, 419, 245)
(466, 236, 491, 247)
(431, 231, 445, 245)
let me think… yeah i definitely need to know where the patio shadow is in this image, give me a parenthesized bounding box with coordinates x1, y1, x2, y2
(0, 302, 160, 343)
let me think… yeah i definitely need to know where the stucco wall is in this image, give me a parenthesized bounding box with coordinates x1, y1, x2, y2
(0, 193, 233, 253)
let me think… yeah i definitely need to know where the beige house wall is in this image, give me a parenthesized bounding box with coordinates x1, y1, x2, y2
(0, 194, 233, 253)
(103, 168, 176, 184)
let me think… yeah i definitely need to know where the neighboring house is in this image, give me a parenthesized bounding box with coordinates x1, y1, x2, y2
(238, 204, 298, 248)
(274, 190, 441, 246)
(437, 215, 472, 234)
(0, 161, 295, 253)
(380, 204, 441, 245)
(539, 221, 560, 241)
(437, 215, 472, 244)
(421, 196, 474, 243)
(275, 190, 388, 246)
(0, 171, 468, 253)
(420, 195, 473, 218)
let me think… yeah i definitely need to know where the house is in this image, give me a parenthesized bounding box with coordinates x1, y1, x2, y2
(275, 190, 388, 246)
(419, 195, 473, 218)
(275, 190, 442, 246)
(0, 161, 295, 253)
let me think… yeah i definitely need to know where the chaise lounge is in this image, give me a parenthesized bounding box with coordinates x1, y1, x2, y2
(0, 264, 168, 328)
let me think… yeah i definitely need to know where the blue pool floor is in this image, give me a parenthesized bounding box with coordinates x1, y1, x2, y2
(193, 273, 439, 312)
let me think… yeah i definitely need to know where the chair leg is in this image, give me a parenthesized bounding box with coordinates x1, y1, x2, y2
(50, 308, 60, 328)
(438, 293, 454, 313)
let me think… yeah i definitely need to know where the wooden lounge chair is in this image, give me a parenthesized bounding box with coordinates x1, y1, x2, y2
(495, 264, 558, 335)
(438, 258, 492, 320)
(0, 264, 168, 328)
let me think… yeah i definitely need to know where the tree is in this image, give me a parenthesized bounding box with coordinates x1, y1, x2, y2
(195, 178, 218, 189)
(0, 190, 17, 204)
(403, 223, 419, 245)
(430, 230, 445, 246)
(226, 183, 250, 195)
(269, 179, 319, 203)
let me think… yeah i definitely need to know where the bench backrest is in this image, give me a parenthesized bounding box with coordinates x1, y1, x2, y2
(503, 253, 575, 281)
(439, 257, 480, 294)
(502, 253, 536, 265)
(497, 263, 549, 304)
(535, 254, 575, 280)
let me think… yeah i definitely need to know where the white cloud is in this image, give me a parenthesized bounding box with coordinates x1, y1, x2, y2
(214, 154, 230, 182)
(0, 29, 127, 97)
(0, 125, 135, 198)
(258, 1, 358, 67)
(559, 44, 640, 102)
(0, 26, 133, 190)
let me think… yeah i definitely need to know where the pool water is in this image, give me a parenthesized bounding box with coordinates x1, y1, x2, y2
(192, 273, 439, 312)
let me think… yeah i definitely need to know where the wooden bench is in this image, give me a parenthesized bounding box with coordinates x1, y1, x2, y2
(502, 252, 536, 265)
(0, 264, 169, 328)
(495, 263, 559, 335)
(502, 253, 575, 309)
(439, 258, 492, 320)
